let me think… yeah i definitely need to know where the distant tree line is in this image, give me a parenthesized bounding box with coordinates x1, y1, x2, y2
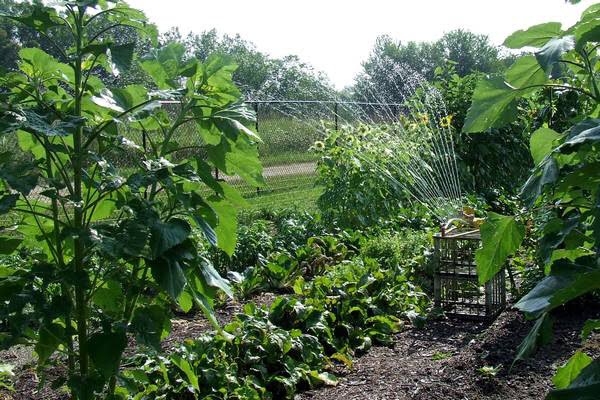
(1, 0, 515, 102)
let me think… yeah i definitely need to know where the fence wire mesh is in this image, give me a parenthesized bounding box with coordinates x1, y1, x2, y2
(0, 100, 402, 217)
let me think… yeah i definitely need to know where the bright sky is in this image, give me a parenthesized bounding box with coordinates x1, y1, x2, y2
(127, 0, 595, 89)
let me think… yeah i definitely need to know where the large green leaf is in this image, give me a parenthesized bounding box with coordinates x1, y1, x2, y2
(547, 360, 600, 400)
(515, 263, 600, 318)
(513, 313, 553, 364)
(553, 352, 593, 389)
(504, 22, 563, 48)
(0, 194, 19, 215)
(504, 55, 547, 89)
(206, 196, 237, 256)
(19, 48, 73, 83)
(0, 237, 22, 255)
(535, 36, 576, 78)
(462, 77, 519, 133)
(141, 42, 187, 89)
(559, 120, 600, 153)
(35, 323, 65, 365)
(475, 213, 525, 285)
(131, 305, 171, 350)
(570, 4, 600, 48)
(149, 219, 191, 259)
(197, 257, 233, 298)
(530, 127, 562, 166)
(6, 6, 63, 33)
(170, 354, 199, 392)
(520, 156, 559, 206)
(207, 134, 264, 187)
(150, 257, 186, 299)
(88, 329, 127, 379)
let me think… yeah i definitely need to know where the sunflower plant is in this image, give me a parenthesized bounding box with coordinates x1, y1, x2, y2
(0, 1, 262, 398)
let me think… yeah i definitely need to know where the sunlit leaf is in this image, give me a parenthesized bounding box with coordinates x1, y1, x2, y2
(504, 22, 563, 48)
(554, 352, 593, 389)
(475, 213, 525, 285)
(530, 127, 562, 166)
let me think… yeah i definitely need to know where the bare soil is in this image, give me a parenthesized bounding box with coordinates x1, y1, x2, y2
(298, 304, 600, 400)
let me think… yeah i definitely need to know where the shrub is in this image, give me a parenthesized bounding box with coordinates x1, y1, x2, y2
(315, 125, 410, 228)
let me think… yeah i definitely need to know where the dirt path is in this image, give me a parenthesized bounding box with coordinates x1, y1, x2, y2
(298, 306, 600, 400)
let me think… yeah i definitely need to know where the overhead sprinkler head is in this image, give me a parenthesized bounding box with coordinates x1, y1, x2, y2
(439, 206, 485, 237)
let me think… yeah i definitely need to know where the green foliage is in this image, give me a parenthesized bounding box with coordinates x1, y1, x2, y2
(118, 243, 428, 399)
(547, 359, 600, 400)
(464, 5, 600, 384)
(0, 2, 262, 398)
(431, 63, 532, 194)
(553, 351, 593, 390)
(315, 125, 414, 228)
(356, 30, 508, 103)
(475, 213, 525, 285)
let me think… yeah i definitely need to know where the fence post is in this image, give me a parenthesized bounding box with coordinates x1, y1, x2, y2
(334, 101, 339, 131)
(254, 102, 260, 195)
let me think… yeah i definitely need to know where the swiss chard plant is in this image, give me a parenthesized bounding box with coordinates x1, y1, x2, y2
(0, 1, 262, 398)
(465, 4, 600, 398)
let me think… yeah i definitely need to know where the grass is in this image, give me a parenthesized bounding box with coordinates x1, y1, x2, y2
(260, 152, 318, 167)
(233, 172, 321, 211)
(245, 185, 322, 211)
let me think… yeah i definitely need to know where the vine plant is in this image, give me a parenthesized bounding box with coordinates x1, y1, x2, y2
(0, 1, 263, 398)
(465, 4, 600, 398)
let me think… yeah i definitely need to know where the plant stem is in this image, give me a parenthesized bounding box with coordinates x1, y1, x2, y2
(72, 7, 89, 384)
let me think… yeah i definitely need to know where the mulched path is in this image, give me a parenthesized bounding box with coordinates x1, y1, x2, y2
(298, 304, 600, 400)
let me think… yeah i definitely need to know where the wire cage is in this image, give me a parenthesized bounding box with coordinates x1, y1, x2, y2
(433, 229, 506, 320)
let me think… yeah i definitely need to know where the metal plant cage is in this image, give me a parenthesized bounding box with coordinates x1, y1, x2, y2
(433, 229, 506, 320)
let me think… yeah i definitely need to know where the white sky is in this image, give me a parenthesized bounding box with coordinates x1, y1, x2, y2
(127, 0, 595, 89)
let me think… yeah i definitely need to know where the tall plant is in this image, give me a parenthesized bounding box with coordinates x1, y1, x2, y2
(0, 1, 263, 398)
(465, 4, 600, 398)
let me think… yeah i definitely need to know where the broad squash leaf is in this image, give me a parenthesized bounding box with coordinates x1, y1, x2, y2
(535, 36, 575, 78)
(513, 313, 553, 364)
(149, 219, 191, 259)
(515, 262, 600, 318)
(462, 77, 519, 133)
(505, 55, 547, 88)
(88, 329, 127, 379)
(547, 360, 600, 400)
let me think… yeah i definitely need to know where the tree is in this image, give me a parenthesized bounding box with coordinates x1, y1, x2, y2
(161, 27, 335, 100)
(354, 30, 508, 103)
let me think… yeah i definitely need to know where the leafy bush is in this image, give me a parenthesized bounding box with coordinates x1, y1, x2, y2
(315, 125, 410, 228)
(360, 229, 434, 292)
(466, 5, 600, 397)
(431, 62, 532, 194)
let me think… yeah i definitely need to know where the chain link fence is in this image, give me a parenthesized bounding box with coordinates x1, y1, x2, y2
(1, 101, 401, 213)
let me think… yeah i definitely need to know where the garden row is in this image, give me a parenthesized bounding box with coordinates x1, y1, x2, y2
(114, 210, 431, 399)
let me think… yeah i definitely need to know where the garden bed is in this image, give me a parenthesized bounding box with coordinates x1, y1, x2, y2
(4, 301, 599, 400)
